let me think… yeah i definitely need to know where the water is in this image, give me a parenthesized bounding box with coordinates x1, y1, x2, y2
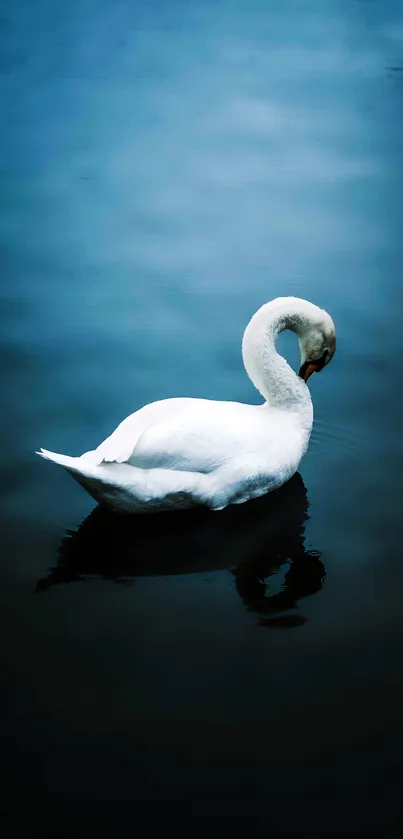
(1, 0, 403, 834)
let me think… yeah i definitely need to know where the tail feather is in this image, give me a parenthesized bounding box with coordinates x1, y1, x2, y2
(35, 447, 118, 506)
(36, 448, 88, 473)
(36, 446, 140, 490)
(36, 446, 153, 512)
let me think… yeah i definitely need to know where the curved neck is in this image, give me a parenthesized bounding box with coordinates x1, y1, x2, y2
(242, 298, 313, 412)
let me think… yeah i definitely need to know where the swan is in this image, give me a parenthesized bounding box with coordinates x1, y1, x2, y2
(37, 296, 336, 514)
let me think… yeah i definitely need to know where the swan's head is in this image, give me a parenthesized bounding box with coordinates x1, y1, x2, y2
(241, 296, 336, 402)
(297, 307, 336, 383)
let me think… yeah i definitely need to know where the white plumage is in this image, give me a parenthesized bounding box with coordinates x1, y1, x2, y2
(37, 297, 336, 514)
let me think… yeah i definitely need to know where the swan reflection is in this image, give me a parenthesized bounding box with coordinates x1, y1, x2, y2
(36, 473, 325, 627)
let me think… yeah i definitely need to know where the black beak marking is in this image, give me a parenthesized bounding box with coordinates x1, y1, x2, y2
(298, 350, 329, 379)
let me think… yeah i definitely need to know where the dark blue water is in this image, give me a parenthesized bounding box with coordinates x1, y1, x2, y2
(1, 1, 403, 835)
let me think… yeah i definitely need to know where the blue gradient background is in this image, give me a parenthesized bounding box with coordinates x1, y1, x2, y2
(1, 1, 403, 835)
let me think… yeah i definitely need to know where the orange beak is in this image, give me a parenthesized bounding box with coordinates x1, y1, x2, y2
(299, 349, 329, 382)
(298, 361, 319, 382)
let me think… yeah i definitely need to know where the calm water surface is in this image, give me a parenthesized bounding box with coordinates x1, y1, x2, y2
(1, 0, 403, 835)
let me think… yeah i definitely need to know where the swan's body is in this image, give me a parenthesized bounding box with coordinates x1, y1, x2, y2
(37, 297, 336, 514)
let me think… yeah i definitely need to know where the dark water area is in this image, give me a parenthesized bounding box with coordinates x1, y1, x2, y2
(1, 0, 403, 835)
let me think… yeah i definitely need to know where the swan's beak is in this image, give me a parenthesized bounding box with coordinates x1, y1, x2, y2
(299, 349, 329, 382)
(298, 361, 319, 382)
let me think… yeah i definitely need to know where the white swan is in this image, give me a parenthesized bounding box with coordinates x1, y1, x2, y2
(37, 297, 336, 514)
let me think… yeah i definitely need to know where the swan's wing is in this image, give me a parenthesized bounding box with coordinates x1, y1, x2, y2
(90, 397, 204, 465)
(128, 402, 270, 474)
(92, 399, 271, 476)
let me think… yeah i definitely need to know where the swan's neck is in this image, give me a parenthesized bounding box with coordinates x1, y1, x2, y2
(242, 299, 313, 413)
